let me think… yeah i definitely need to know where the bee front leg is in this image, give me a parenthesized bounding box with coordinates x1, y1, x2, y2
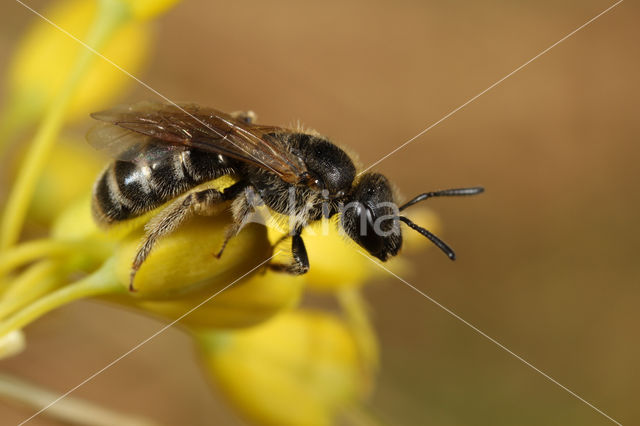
(269, 229, 310, 275)
(130, 188, 223, 292)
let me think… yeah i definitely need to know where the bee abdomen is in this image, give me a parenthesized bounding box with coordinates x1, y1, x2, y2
(92, 146, 236, 225)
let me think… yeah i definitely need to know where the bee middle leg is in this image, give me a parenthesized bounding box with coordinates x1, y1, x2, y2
(214, 189, 256, 259)
(130, 188, 225, 291)
(268, 228, 310, 275)
(213, 188, 311, 275)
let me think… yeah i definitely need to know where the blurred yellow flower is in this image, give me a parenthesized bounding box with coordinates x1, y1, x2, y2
(28, 138, 105, 225)
(121, 0, 182, 20)
(0, 0, 176, 249)
(5, 0, 152, 127)
(198, 310, 373, 426)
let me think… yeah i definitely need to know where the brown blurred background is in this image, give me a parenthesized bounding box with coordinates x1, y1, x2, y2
(1, 0, 639, 424)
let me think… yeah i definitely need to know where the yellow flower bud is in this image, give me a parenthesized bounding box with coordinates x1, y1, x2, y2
(109, 215, 307, 328)
(132, 270, 303, 329)
(197, 310, 371, 426)
(113, 216, 273, 299)
(6, 0, 152, 123)
(92, 177, 273, 299)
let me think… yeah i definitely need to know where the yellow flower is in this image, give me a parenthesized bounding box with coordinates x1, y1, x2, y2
(197, 310, 373, 426)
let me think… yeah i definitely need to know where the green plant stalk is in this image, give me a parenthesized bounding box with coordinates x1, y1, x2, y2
(0, 0, 129, 250)
(0, 261, 63, 320)
(0, 258, 125, 338)
(0, 238, 83, 277)
(0, 94, 40, 156)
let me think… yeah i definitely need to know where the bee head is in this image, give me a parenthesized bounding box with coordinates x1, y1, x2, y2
(341, 173, 485, 262)
(340, 173, 402, 261)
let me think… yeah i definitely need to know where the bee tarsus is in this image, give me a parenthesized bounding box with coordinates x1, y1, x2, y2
(267, 229, 310, 275)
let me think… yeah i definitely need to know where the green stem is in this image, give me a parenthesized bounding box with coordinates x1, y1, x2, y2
(0, 261, 63, 320)
(0, 239, 82, 278)
(0, 95, 39, 156)
(0, 258, 124, 338)
(0, 0, 129, 250)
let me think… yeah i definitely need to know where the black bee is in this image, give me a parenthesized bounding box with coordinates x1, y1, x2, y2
(88, 102, 483, 290)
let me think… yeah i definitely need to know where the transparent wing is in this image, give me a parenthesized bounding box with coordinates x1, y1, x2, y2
(88, 102, 308, 184)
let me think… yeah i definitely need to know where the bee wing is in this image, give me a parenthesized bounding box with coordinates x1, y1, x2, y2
(89, 102, 308, 184)
(87, 122, 188, 165)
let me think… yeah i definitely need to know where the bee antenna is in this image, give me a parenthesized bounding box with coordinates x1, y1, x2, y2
(399, 187, 484, 211)
(398, 216, 456, 260)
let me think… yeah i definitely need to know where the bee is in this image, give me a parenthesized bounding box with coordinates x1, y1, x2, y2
(88, 102, 483, 290)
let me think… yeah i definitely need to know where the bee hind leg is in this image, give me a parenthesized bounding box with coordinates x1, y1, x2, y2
(130, 188, 224, 292)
